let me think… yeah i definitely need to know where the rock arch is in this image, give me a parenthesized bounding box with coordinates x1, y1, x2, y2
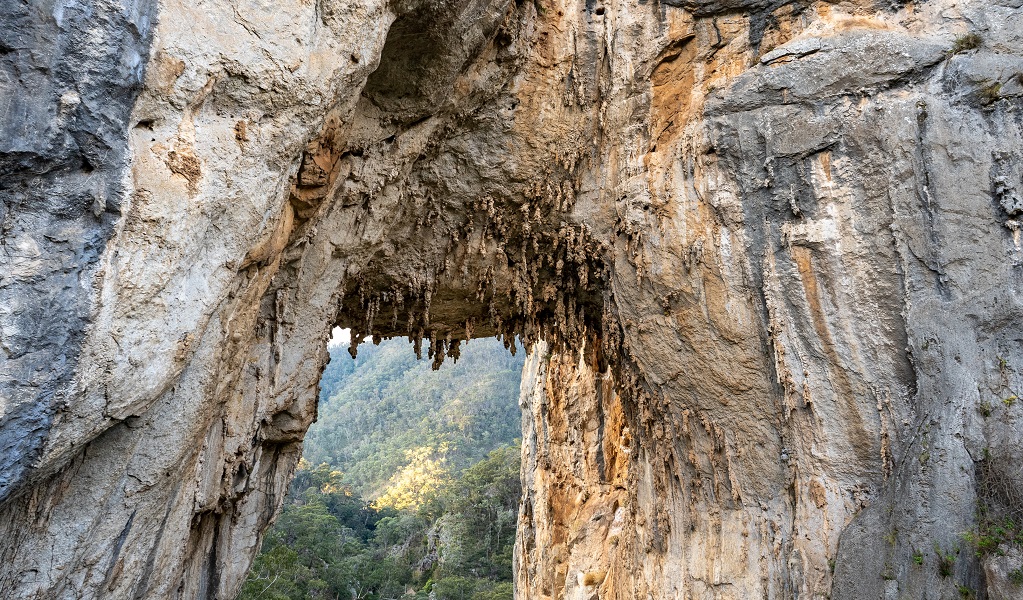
(1, 0, 1022, 598)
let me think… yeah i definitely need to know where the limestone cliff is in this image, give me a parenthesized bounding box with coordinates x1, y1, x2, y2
(1, 0, 1021, 598)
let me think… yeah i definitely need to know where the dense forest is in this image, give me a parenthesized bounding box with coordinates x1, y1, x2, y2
(239, 336, 525, 600)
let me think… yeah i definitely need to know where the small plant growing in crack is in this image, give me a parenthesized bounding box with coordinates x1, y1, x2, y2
(912, 549, 924, 565)
(935, 542, 958, 578)
(1010, 566, 1023, 586)
(950, 33, 982, 55)
(980, 82, 1003, 106)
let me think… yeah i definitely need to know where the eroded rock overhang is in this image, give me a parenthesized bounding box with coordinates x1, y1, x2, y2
(1, 0, 1022, 598)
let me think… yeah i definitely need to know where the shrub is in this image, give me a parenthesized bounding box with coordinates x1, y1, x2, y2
(969, 452, 1023, 557)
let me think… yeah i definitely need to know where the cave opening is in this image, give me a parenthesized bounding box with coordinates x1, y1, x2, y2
(239, 328, 527, 600)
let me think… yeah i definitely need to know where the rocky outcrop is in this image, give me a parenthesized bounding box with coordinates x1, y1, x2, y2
(1, 0, 1022, 598)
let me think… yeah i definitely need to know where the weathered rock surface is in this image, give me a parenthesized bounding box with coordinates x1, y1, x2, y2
(1, 0, 1022, 598)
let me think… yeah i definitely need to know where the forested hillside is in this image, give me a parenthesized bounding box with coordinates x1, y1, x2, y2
(239, 337, 525, 600)
(308, 337, 524, 498)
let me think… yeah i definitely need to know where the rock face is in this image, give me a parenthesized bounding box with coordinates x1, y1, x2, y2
(1, 0, 1022, 597)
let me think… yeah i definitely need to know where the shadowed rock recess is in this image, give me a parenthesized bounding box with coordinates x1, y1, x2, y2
(1, 0, 1022, 597)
